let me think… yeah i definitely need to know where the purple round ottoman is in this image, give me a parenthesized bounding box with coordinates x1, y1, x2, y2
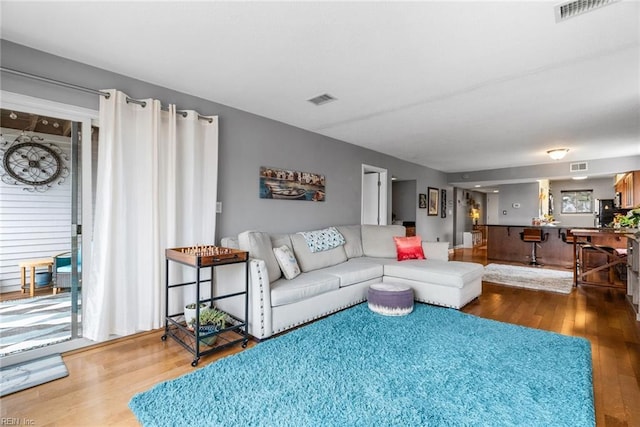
(367, 283, 414, 316)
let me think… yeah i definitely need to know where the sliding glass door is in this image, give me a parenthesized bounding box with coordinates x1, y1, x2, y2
(0, 93, 97, 362)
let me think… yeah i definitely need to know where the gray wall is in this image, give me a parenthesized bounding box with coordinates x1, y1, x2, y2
(482, 177, 621, 227)
(1, 40, 453, 243)
(392, 180, 416, 223)
(448, 156, 640, 186)
(496, 183, 540, 225)
(550, 177, 616, 227)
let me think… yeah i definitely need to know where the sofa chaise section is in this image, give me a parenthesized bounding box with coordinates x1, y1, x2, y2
(383, 259, 483, 309)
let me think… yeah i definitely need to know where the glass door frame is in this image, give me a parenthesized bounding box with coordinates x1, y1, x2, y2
(1, 90, 98, 364)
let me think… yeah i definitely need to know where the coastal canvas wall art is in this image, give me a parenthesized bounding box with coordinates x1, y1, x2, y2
(260, 166, 325, 202)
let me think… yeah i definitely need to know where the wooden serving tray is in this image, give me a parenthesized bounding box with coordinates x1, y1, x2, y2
(165, 245, 248, 267)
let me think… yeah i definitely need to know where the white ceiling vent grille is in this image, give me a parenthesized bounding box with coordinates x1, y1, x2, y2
(570, 162, 588, 172)
(307, 93, 337, 106)
(555, 0, 621, 22)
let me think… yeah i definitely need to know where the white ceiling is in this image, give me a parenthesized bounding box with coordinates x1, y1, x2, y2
(1, 1, 639, 173)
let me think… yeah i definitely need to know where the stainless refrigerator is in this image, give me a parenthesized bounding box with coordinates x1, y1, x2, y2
(595, 199, 614, 227)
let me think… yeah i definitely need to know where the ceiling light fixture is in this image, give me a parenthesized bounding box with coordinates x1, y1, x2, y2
(572, 176, 588, 180)
(547, 148, 569, 160)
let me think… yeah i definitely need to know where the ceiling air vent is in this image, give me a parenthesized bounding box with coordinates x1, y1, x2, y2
(555, 0, 621, 22)
(307, 93, 337, 106)
(570, 162, 588, 172)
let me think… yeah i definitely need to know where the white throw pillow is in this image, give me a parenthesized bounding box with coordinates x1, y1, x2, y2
(272, 245, 301, 280)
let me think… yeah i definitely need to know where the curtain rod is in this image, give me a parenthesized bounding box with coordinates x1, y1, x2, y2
(0, 66, 214, 123)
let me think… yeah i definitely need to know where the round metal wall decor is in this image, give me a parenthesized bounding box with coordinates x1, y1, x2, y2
(0, 134, 69, 192)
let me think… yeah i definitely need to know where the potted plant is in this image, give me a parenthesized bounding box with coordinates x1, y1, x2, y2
(612, 206, 640, 231)
(194, 307, 228, 346)
(184, 302, 207, 331)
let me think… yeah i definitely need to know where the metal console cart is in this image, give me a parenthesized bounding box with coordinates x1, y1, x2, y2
(163, 245, 249, 366)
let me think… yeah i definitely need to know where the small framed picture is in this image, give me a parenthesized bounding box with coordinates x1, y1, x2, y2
(419, 193, 427, 209)
(428, 187, 439, 216)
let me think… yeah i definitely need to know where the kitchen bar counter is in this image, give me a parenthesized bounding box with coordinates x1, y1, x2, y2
(485, 225, 628, 269)
(486, 225, 576, 268)
(485, 225, 638, 317)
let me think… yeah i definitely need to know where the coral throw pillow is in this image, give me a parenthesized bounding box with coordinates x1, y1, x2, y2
(393, 236, 425, 261)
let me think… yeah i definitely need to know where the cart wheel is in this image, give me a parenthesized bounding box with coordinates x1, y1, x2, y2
(161, 335, 167, 341)
(191, 359, 199, 367)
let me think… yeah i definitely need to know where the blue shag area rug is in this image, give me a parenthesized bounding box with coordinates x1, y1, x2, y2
(129, 303, 594, 426)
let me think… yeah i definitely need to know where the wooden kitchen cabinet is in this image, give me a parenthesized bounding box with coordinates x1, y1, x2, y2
(615, 171, 640, 208)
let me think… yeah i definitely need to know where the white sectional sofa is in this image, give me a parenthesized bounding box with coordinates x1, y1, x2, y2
(219, 224, 483, 340)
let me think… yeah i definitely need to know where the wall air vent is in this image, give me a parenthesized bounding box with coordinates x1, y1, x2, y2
(555, 0, 621, 22)
(570, 162, 588, 172)
(307, 93, 337, 106)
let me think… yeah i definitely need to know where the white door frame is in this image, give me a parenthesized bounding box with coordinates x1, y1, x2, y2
(0, 90, 98, 363)
(361, 164, 388, 225)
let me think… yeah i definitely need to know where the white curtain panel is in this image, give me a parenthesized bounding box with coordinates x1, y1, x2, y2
(85, 89, 218, 341)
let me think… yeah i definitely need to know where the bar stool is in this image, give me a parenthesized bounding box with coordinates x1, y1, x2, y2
(561, 229, 590, 272)
(519, 228, 548, 266)
(561, 229, 577, 269)
(582, 244, 618, 284)
(567, 231, 617, 284)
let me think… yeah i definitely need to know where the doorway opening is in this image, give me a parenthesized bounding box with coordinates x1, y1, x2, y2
(361, 164, 388, 225)
(0, 92, 97, 364)
(392, 179, 416, 229)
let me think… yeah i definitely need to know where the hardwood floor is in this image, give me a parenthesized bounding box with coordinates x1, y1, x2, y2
(1, 247, 639, 426)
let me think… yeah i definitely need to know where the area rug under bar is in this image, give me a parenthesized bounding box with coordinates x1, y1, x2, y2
(483, 263, 574, 294)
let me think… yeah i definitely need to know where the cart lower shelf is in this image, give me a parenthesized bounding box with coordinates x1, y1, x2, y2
(163, 315, 248, 366)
